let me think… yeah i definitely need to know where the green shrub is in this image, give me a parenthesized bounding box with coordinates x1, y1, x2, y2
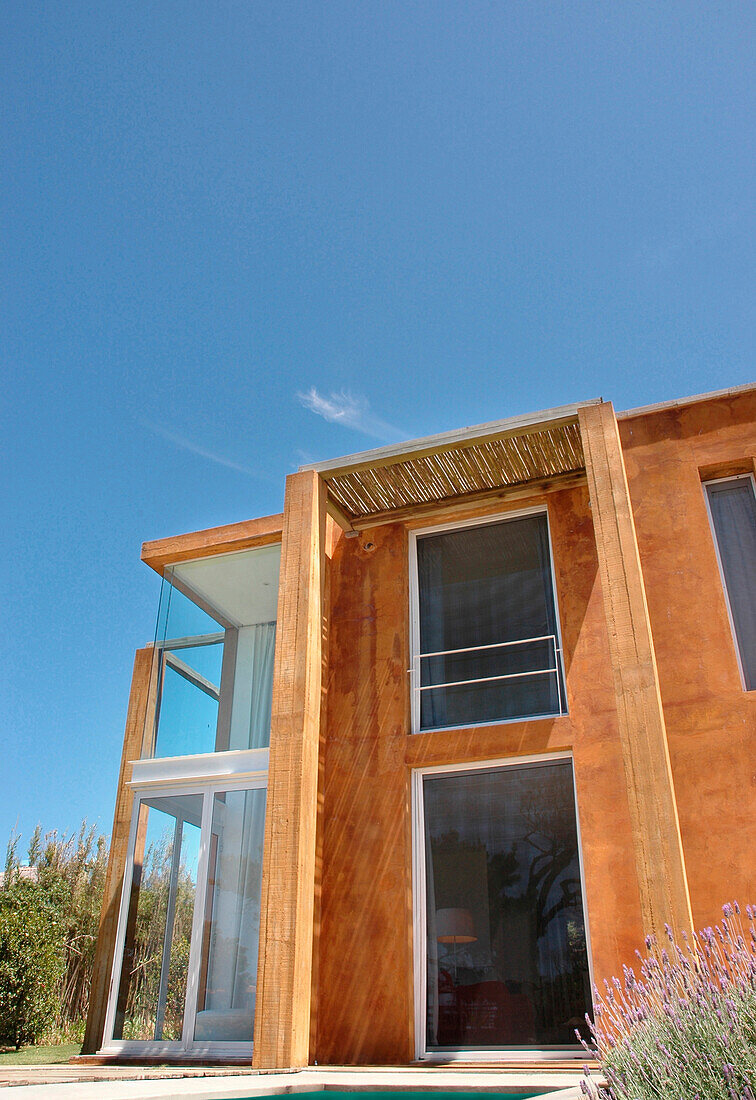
(0, 877, 65, 1049)
(580, 903, 756, 1100)
(0, 822, 108, 1048)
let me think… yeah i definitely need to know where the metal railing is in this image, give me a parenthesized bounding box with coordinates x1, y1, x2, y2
(411, 633, 564, 718)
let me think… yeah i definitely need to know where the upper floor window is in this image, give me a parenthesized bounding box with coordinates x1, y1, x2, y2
(145, 544, 281, 758)
(410, 510, 566, 733)
(704, 475, 756, 691)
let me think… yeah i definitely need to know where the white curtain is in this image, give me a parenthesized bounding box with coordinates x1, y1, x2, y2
(228, 622, 276, 750)
(197, 787, 267, 1041)
(707, 480, 756, 689)
(229, 789, 267, 1007)
(425, 801, 439, 1046)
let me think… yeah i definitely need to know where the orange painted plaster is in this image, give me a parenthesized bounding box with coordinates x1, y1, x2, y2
(315, 487, 645, 1065)
(619, 390, 756, 933)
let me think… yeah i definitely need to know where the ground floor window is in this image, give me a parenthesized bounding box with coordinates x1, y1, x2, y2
(104, 773, 266, 1055)
(415, 755, 591, 1056)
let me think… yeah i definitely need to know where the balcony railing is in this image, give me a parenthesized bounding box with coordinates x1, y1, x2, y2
(411, 634, 565, 726)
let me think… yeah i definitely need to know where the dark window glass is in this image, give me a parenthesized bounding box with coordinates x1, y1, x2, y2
(423, 761, 590, 1050)
(706, 478, 756, 690)
(416, 514, 565, 729)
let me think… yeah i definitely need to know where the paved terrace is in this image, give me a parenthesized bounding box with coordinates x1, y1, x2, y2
(0, 1064, 591, 1098)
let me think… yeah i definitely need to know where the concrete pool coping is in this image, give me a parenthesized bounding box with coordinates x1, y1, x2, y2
(0, 1065, 589, 1099)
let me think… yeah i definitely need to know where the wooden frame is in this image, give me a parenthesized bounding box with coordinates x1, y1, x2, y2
(82, 648, 156, 1054)
(142, 514, 283, 575)
(578, 401, 693, 939)
(253, 471, 327, 1069)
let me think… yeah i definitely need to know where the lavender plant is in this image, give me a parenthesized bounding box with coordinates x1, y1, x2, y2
(580, 903, 756, 1100)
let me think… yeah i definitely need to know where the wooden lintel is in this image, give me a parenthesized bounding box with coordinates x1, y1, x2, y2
(253, 471, 326, 1070)
(325, 495, 354, 533)
(578, 402, 693, 941)
(346, 470, 588, 530)
(141, 514, 283, 574)
(82, 647, 155, 1054)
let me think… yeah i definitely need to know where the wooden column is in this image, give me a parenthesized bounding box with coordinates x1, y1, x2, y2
(82, 646, 155, 1053)
(578, 402, 693, 939)
(253, 470, 326, 1069)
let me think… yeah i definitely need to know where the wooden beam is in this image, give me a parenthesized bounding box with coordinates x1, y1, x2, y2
(141, 514, 283, 574)
(82, 647, 155, 1053)
(325, 496, 354, 534)
(578, 402, 693, 940)
(253, 471, 326, 1069)
(349, 471, 588, 530)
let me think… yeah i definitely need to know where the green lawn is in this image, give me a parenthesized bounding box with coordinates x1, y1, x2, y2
(0, 1043, 80, 1065)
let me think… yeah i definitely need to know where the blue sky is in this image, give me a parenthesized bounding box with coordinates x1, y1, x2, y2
(1, 2, 753, 850)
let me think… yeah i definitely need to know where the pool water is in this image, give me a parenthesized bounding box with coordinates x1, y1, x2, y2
(239, 1093, 547, 1099)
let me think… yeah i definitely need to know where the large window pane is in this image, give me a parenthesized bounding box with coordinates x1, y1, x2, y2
(194, 788, 267, 1043)
(154, 643, 223, 758)
(416, 514, 565, 729)
(113, 794, 202, 1041)
(706, 477, 756, 690)
(423, 760, 590, 1050)
(146, 544, 280, 758)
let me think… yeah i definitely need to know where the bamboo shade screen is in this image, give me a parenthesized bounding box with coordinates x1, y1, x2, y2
(323, 420, 585, 521)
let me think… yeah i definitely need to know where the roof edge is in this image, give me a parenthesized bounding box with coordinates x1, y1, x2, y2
(618, 380, 756, 420)
(298, 398, 601, 475)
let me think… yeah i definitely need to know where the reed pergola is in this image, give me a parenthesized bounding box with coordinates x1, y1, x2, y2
(301, 401, 598, 529)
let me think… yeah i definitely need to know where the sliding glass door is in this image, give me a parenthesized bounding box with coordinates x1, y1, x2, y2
(415, 755, 591, 1057)
(104, 779, 266, 1057)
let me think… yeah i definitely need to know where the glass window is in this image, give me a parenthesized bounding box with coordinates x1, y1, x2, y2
(414, 513, 565, 731)
(147, 544, 281, 757)
(109, 784, 267, 1052)
(422, 759, 590, 1051)
(705, 476, 756, 690)
(113, 794, 203, 1042)
(194, 788, 267, 1043)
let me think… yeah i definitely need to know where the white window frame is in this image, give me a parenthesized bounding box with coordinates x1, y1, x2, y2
(100, 750, 269, 1060)
(702, 473, 756, 692)
(408, 505, 568, 734)
(411, 751, 593, 1062)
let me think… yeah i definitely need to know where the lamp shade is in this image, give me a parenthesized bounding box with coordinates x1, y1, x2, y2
(436, 907, 477, 944)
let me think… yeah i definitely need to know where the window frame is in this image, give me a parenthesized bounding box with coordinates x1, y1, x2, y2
(101, 760, 269, 1059)
(408, 505, 568, 735)
(702, 472, 756, 693)
(410, 751, 593, 1061)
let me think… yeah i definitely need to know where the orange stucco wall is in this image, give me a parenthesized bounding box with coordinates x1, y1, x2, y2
(314, 390, 755, 1065)
(315, 486, 645, 1065)
(619, 390, 756, 932)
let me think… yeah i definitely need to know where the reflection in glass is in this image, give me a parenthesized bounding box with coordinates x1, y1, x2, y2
(113, 794, 202, 1041)
(146, 544, 281, 759)
(423, 760, 590, 1050)
(194, 788, 267, 1042)
(154, 643, 223, 758)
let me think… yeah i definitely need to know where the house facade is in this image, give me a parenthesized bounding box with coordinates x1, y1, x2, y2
(83, 385, 756, 1068)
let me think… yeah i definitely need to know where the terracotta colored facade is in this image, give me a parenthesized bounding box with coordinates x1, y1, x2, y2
(86, 386, 755, 1067)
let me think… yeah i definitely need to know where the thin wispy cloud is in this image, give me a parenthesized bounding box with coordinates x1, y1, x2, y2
(141, 419, 272, 481)
(632, 205, 743, 270)
(297, 387, 404, 443)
